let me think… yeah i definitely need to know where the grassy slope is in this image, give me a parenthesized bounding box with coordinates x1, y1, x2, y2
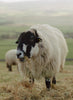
(0, 25, 30, 36)
(66, 39, 73, 65)
(0, 39, 16, 60)
(66, 39, 73, 59)
(0, 38, 73, 64)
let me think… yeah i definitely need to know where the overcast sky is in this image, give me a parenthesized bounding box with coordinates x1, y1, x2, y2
(0, 0, 73, 3)
(0, 0, 38, 2)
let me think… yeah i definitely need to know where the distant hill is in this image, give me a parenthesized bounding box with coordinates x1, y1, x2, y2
(0, 0, 73, 16)
(0, 0, 73, 26)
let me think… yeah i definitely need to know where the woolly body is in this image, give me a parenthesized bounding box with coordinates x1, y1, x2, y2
(5, 49, 17, 71)
(18, 24, 68, 80)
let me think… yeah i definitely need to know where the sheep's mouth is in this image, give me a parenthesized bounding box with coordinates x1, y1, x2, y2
(19, 58, 24, 62)
(18, 55, 30, 62)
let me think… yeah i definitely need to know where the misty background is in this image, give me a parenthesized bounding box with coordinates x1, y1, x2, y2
(0, 1, 73, 100)
(0, 0, 73, 39)
(0, 0, 73, 65)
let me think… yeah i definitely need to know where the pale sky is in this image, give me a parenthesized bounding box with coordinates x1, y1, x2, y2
(0, 0, 38, 2)
(0, 0, 73, 3)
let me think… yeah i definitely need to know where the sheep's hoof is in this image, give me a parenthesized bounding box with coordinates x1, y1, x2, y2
(52, 77, 57, 89)
(45, 79, 51, 90)
(9, 68, 12, 71)
(52, 77, 56, 84)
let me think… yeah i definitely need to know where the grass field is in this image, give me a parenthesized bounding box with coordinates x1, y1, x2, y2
(0, 62, 73, 100)
(0, 25, 30, 38)
(0, 25, 73, 35)
(0, 39, 16, 60)
(0, 38, 73, 64)
(0, 26, 73, 100)
(66, 38, 73, 65)
(66, 39, 73, 59)
(0, 1, 73, 99)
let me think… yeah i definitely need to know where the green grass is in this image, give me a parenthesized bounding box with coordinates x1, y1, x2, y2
(65, 38, 73, 65)
(66, 39, 73, 59)
(0, 25, 30, 36)
(0, 24, 73, 64)
(0, 39, 17, 59)
(0, 62, 22, 83)
(0, 38, 73, 65)
(0, 25, 30, 59)
(0, 24, 73, 40)
(55, 25, 73, 34)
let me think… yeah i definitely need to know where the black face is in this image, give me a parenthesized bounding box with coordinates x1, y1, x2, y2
(16, 29, 42, 62)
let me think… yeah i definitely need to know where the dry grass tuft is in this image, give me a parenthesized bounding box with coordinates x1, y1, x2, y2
(0, 63, 73, 100)
(0, 79, 73, 100)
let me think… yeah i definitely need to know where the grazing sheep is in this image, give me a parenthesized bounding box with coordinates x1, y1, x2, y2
(16, 24, 68, 89)
(5, 49, 18, 71)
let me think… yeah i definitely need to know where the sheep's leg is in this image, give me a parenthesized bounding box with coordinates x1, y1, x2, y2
(29, 77, 34, 84)
(9, 66, 12, 71)
(60, 65, 63, 72)
(52, 76, 56, 84)
(7, 64, 12, 71)
(45, 77, 51, 90)
(51, 76, 57, 89)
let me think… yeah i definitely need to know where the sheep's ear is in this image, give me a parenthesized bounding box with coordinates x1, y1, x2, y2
(16, 32, 25, 44)
(33, 29, 42, 42)
(36, 37, 42, 43)
(33, 29, 38, 37)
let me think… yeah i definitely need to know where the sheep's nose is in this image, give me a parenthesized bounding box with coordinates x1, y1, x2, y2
(17, 51, 24, 62)
(17, 53, 21, 58)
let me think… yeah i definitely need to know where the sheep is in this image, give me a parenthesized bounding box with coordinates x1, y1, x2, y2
(5, 49, 18, 71)
(16, 24, 68, 89)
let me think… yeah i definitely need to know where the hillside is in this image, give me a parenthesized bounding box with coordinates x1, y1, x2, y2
(0, 0, 73, 26)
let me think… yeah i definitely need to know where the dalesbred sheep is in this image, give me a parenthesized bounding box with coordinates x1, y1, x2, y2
(16, 24, 68, 89)
(5, 49, 18, 71)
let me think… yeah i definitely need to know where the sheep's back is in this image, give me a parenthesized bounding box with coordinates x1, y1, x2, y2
(5, 49, 17, 65)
